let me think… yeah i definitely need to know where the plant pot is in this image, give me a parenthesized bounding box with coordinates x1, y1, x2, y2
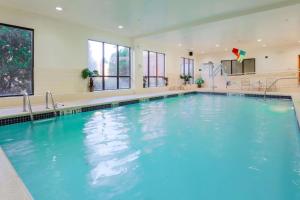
(89, 86, 94, 92)
(197, 84, 202, 88)
(88, 77, 94, 92)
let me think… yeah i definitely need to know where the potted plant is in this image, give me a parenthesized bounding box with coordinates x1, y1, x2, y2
(195, 78, 205, 88)
(81, 68, 99, 92)
(143, 76, 147, 88)
(164, 77, 169, 86)
(180, 75, 192, 85)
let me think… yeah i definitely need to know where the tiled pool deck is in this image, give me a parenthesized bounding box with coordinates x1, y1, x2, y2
(1, 88, 300, 200)
(0, 148, 33, 200)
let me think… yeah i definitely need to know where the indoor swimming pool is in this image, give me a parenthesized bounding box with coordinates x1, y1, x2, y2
(0, 94, 300, 200)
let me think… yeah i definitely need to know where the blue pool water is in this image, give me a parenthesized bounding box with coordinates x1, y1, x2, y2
(1, 94, 300, 200)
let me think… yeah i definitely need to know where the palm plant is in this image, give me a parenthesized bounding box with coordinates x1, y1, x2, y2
(180, 75, 192, 85)
(81, 68, 99, 92)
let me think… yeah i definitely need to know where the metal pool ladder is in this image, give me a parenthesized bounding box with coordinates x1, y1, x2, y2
(264, 77, 297, 100)
(46, 91, 57, 117)
(22, 92, 34, 121)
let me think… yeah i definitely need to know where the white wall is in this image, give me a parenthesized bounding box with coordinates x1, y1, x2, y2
(133, 39, 201, 90)
(0, 6, 197, 107)
(199, 45, 300, 89)
(1, 5, 298, 108)
(0, 6, 131, 96)
(199, 45, 300, 73)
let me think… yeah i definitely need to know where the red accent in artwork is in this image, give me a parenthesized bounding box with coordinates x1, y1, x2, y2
(232, 48, 239, 56)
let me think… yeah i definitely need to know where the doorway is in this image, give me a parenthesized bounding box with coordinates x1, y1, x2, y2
(299, 55, 300, 84)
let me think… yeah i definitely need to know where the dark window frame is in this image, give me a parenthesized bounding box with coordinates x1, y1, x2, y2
(181, 58, 194, 83)
(221, 58, 256, 76)
(0, 23, 34, 98)
(88, 39, 131, 91)
(143, 50, 166, 88)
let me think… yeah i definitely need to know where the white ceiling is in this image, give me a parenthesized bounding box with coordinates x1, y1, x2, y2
(0, 0, 299, 53)
(0, 0, 298, 38)
(143, 4, 300, 54)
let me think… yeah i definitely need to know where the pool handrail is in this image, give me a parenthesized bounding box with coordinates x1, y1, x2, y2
(46, 91, 57, 117)
(22, 92, 34, 121)
(264, 77, 297, 100)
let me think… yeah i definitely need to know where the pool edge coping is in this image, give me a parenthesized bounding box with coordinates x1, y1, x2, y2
(0, 147, 33, 200)
(0, 90, 294, 126)
(0, 90, 197, 126)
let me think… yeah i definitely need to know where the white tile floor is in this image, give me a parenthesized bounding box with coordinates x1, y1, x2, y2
(0, 90, 190, 119)
(0, 148, 33, 200)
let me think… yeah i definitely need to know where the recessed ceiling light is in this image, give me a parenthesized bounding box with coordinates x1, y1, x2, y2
(118, 25, 124, 29)
(56, 6, 63, 11)
(257, 39, 262, 42)
(178, 43, 182, 47)
(262, 44, 267, 47)
(216, 44, 220, 47)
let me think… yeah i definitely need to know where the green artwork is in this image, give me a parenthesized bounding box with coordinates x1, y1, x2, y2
(0, 23, 34, 97)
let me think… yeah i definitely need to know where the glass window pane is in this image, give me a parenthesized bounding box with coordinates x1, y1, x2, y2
(244, 59, 255, 74)
(118, 46, 130, 76)
(143, 51, 148, 76)
(232, 60, 243, 75)
(221, 60, 232, 75)
(184, 59, 189, 76)
(92, 77, 103, 91)
(88, 40, 103, 75)
(0, 24, 34, 96)
(104, 43, 117, 76)
(180, 58, 184, 75)
(149, 52, 157, 76)
(119, 77, 130, 89)
(157, 78, 165, 87)
(189, 59, 194, 76)
(104, 77, 117, 90)
(149, 78, 157, 87)
(143, 77, 149, 88)
(190, 59, 194, 83)
(157, 53, 165, 76)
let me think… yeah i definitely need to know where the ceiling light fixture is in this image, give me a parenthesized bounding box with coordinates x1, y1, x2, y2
(216, 44, 220, 47)
(178, 43, 182, 47)
(118, 25, 124, 29)
(56, 6, 63, 11)
(257, 39, 262, 42)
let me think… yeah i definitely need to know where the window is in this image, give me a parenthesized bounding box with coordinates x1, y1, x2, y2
(0, 23, 34, 97)
(143, 51, 166, 88)
(88, 40, 131, 90)
(222, 60, 232, 74)
(181, 58, 194, 83)
(221, 58, 255, 76)
(232, 60, 243, 74)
